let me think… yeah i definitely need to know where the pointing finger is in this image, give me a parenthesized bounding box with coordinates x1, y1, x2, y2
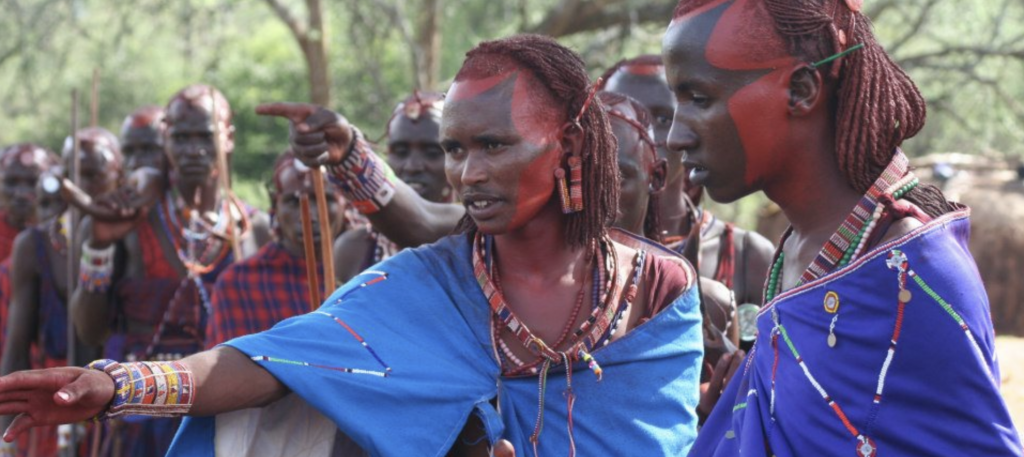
(255, 102, 318, 126)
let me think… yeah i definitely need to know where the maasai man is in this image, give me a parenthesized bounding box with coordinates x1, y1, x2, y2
(0, 35, 704, 457)
(600, 90, 745, 424)
(67, 84, 270, 456)
(121, 105, 169, 175)
(661, 0, 1023, 455)
(333, 91, 450, 282)
(601, 55, 775, 348)
(205, 151, 346, 348)
(0, 144, 59, 262)
(0, 127, 120, 457)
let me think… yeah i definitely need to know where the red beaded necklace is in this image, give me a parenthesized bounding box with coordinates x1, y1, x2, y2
(473, 233, 616, 377)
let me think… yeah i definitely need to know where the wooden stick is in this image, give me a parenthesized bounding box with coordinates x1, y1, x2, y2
(66, 89, 80, 457)
(300, 194, 322, 311)
(210, 88, 242, 261)
(90, 68, 99, 128)
(311, 168, 336, 293)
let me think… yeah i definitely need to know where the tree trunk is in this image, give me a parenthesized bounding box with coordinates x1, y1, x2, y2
(305, 0, 331, 106)
(414, 0, 442, 90)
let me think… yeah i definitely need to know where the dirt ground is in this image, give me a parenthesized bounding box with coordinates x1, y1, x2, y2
(997, 336, 1024, 436)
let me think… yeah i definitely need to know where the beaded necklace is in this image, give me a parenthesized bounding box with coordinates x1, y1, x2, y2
(760, 152, 924, 457)
(764, 152, 916, 302)
(48, 213, 68, 256)
(156, 191, 249, 276)
(476, 232, 637, 454)
(663, 207, 715, 250)
(475, 233, 615, 376)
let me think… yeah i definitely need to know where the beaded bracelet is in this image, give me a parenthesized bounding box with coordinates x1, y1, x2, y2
(79, 243, 115, 293)
(86, 359, 195, 420)
(325, 128, 397, 214)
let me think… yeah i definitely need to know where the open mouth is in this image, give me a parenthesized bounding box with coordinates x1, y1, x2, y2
(462, 194, 504, 220)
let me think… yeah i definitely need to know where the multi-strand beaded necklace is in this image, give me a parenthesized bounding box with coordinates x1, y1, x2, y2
(759, 151, 925, 457)
(473, 232, 646, 455)
(764, 152, 917, 302)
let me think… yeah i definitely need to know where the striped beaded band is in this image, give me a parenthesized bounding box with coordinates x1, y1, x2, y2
(326, 128, 397, 215)
(86, 359, 195, 420)
(80, 243, 115, 293)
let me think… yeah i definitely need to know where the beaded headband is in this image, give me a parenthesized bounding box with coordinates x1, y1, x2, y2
(606, 108, 657, 162)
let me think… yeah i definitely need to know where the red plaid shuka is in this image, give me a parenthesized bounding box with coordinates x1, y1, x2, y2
(206, 242, 324, 348)
(0, 213, 19, 263)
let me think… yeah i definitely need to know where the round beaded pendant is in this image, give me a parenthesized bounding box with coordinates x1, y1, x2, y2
(856, 435, 878, 457)
(823, 291, 840, 314)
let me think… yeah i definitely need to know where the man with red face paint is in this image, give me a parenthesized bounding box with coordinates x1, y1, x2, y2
(121, 105, 170, 175)
(0, 35, 706, 457)
(206, 151, 347, 349)
(601, 55, 775, 350)
(63, 84, 271, 456)
(663, 0, 1022, 456)
(0, 144, 59, 263)
(332, 91, 451, 283)
(0, 128, 120, 457)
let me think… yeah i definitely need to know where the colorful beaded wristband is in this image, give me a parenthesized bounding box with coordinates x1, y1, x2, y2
(326, 128, 397, 214)
(86, 359, 195, 420)
(80, 243, 115, 293)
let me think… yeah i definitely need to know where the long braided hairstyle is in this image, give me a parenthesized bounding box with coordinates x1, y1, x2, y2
(452, 34, 620, 249)
(598, 90, 662, 241)
(673, 0, 952, 217)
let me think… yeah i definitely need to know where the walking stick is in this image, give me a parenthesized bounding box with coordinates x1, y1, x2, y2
(62, 89, 81, 457)
(210, 89, 242, 261)
(300, 194, 322, 311)
(311, 168, 336, 293)
(90, 69, 99, 128)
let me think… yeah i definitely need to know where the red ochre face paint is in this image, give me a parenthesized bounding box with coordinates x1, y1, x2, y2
(444, 68, 564, 234)
(664, 0, 799, 203)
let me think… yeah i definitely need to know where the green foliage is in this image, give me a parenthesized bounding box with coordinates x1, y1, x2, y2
(2, 0, 1022, 220)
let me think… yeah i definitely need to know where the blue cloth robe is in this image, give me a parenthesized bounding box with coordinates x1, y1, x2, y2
(169, 234, 703, 456)
(691, 210, 1023, 457)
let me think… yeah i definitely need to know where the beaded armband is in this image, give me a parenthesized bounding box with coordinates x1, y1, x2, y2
(79, 243, 115, 293)
(86, 359, 195, 420)
(325, 128, 397, 214)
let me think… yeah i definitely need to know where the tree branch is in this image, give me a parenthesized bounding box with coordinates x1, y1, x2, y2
(526, 0, 673, 37)
(262, 0, 307, 39)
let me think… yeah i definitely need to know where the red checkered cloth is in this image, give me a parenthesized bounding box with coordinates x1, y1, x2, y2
(0, 213, 19, 263)
(206, 242, 324, 348)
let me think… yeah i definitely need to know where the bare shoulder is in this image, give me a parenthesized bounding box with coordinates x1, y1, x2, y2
(10, 228, 38, 273)
(333, 227, 373, 283)
(734, 226, 776, 262)
(877, 216, 925, 246)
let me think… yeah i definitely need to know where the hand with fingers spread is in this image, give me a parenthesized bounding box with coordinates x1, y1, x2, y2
(255, 103, 354, 168)
(698, 349, 745, 425)
(0, 368, 114, 443)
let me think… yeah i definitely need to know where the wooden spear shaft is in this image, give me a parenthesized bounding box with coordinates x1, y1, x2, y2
(299, 194, 322, 311)
(90, 69, 99, 128)
(65, 89, 81, 457)
(210, 89, 242, 261)
(311, 168, 336, 294)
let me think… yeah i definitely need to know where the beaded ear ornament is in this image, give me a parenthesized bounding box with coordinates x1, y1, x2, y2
(555, 78, 603, 214)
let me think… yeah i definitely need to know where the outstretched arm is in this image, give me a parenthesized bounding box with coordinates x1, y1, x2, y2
(0, 346, 286, 442)
(256, 102, 462, 248)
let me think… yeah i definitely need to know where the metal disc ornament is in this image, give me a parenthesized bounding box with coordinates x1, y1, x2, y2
(827, 332, 837, 348)
(898, 289, 912, 303)
(737, 303, 760, 342)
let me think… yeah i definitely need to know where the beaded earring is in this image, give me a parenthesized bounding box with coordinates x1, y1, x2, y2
(555, 167, 572, 214)
(568, 156, 583, 212)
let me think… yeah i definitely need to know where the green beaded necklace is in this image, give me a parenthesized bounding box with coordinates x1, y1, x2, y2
(764, 178, 918, 303)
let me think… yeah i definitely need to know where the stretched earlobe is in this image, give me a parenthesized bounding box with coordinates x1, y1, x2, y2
(787, 65, 824, 117)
